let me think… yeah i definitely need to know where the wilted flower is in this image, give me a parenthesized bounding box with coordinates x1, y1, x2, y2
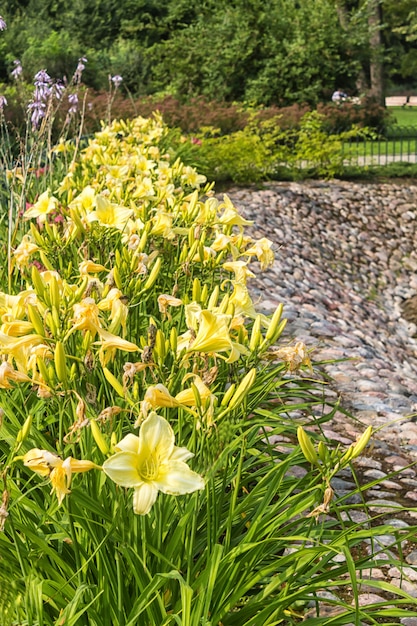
(20, 448, 100, 505)
(0, 16, 6, 31)
(0, 362, 31, 388)
(103, 412, 205, 515)
(157, 294, 183, 318)
(274, 341, 312, 372)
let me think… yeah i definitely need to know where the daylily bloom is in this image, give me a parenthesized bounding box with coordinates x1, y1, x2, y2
(181, 165, 206, 189)
(13, 235, 39, 270)
(24, 190, 59, 223)
(69, 185, 97, 212)
(138, 384, 181, 422)
(72, 298, 101, 333)
(95, 327, 139, 366)
(185, 310, 232, 355)
(79, 260, 107, 275)
(218, 196, 253, 227)
(98, 289, 128, 333)
(175, 375, 216, 426)
(243, 237, 274, 270)
(87, 195, 133, 230)
(21, 448, 100, 505)
(223, 261, 255, 285)
(103, 412, 204, 515)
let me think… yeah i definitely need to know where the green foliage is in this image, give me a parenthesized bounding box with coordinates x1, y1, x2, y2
(191, 111, 371, 184)
(1, 0, 415, 103)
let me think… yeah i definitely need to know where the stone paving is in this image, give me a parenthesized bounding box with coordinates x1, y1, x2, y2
(225, 180, 417, 620)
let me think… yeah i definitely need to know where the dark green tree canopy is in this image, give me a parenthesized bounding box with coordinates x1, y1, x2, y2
(0, 0, 416, 104)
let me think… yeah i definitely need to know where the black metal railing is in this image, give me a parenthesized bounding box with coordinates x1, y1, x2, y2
(342, 125, 417, 166)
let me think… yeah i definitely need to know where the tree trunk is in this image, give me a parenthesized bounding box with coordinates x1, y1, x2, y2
(368, 0, 384, 105)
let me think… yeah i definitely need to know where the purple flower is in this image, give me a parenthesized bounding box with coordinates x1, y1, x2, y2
(111, 74, 123, 88)
(68, 93, 78, 114)
(33, 69, 52, 99)
(53, 81, 65, 100)
(28, 100, 46, 128)
(0, 95, 7, 110)
(73, 57, 87, 84)
(11, 59, 22, 80)
(0, 16, 6, 31)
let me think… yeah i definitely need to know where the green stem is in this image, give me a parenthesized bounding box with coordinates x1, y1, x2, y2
(67, 498, 83, 586)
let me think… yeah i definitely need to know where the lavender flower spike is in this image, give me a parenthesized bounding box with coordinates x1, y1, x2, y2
(11, 59, 22, 80)
(68, 93, 78, 114)
(0, 96, 7, 110)
(73, 56, 87, 84)
(0, 16, 6, 31)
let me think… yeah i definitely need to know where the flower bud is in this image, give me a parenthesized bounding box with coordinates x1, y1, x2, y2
(90, 419, 109, 455)
(249, 315, 262, 351)
(54, 341, 67, 385)
(192, 278, 201, 302)
(221, 383, 236, 406)
(228, 368, 256, 410)
(297, 426, 319, 466)
(142, 257, 161, 291)
(16, 414, 33, 445)
(103, 367, 125, 398)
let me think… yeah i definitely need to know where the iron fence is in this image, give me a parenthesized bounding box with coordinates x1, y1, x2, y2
(342, 125, 417, 166)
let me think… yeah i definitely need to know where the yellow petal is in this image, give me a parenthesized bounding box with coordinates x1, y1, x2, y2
(103, 451, 142, 487)
(132, 483, 158, 515)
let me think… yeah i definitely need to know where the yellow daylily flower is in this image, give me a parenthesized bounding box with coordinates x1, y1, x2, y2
(218, 195, 253, 227)
(69, 185, 97, 213)
(223, 261, 255, 285)
(21, 448, 100, 505)
(243, 237, 274, 270)
(175, 375, 216, 426)
(13, 235, 39, 270)
(211, 232, 232, 251)
(1, 320, 34, 337)
(150, 210, 175, 239)
(24, 190, 58, 223)
(79, 260, 107, 275)
(228, 283, 259, 320)
(72, 298, 101, 333)
(185, 310, 232, 355)
(87, 195, 133, 230)
(103, 412, 204, 515)
(98, 289, 128, 333)
(143, 384, 181, 409)
(95, 328, 139, 366)
(181, 165, 206, 188)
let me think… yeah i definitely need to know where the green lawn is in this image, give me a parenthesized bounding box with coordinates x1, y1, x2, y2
(388, 105, 417, 127)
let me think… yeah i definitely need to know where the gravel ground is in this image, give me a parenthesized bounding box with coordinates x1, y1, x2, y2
(225, 180, 417, 618)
